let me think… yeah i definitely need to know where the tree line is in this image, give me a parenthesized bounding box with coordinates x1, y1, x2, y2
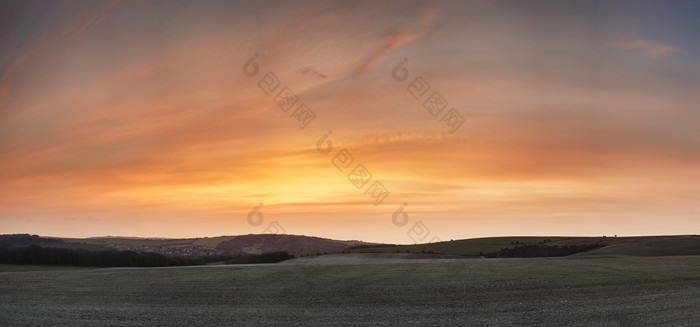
(0, 244, 296, 267)
(0, 245, 228, 267)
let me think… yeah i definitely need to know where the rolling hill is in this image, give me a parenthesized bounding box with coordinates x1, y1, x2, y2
(572, 236, 700, 257)
(342, 236, 570, 256)
(0, 234, 379, 258)
(3, 234, 698, 261)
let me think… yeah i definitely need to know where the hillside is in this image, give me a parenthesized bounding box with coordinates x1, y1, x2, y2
(0, 234, 111, 252)
(343, 236, 570, 256)
(339, 235, 700, 257)
(0, 234, 377, 258)
(216, 234, 369, 255)
(572, 236, 700, 257)
(4, 234, 698, 260)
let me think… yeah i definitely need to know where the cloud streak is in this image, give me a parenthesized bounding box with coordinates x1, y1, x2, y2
(607, 37, 677, 57)
(354, 4, 438, 75)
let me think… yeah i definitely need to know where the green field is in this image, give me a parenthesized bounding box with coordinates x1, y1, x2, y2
(1, 255, 698, 325)
(343, 236, 570, 256)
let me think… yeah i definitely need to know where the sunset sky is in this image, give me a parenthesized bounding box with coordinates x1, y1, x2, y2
(1, 0, 698, 243)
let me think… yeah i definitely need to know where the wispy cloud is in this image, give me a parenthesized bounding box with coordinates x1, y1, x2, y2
(607, 37, 677, 57)
(297, 67, 327, 79)
(0, 1, 129, 112)
(354, 4, 438, 75)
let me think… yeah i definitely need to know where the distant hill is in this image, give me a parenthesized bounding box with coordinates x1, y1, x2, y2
(0, 234, 378, 258)
(343, 236, 570, 256)
(3, 234, 697, 260)
(340, 235, 700, 257)
(0, 234, 111, 252)
(216, 234, 371, 255)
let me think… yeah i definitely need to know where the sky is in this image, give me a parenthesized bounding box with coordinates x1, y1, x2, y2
(1, 0, 699, 244)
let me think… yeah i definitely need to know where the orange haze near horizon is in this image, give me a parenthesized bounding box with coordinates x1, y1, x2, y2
(1, 1, 699, 243)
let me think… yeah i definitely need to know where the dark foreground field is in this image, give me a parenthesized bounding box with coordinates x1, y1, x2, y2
(1, 255, 699, 326)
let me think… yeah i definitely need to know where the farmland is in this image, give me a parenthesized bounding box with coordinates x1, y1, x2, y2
(2, 255, 699, 326)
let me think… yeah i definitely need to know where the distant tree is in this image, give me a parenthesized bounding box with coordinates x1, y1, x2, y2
(0, 245, 217, 267)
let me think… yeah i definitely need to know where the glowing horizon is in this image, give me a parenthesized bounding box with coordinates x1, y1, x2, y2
(1, 1, 699, 244)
